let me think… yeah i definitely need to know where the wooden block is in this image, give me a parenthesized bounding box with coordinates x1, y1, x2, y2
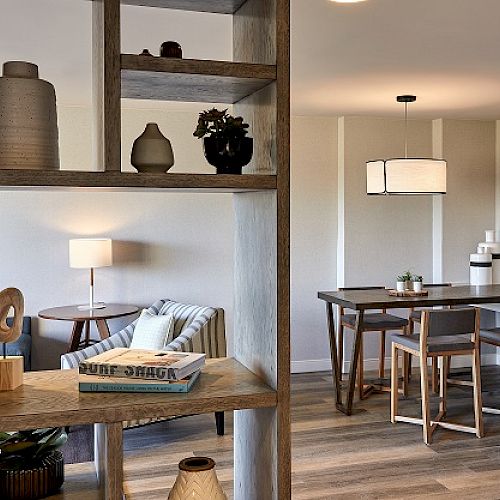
(388, 289, 429, 297)
(0, 356, 24, 391)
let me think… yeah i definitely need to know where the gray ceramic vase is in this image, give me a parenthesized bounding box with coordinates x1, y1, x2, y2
(131, 123, 175, 173)
(0, 61, 59, 170)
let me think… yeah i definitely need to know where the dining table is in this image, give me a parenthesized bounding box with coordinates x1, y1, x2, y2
(318, 285, 500, 416)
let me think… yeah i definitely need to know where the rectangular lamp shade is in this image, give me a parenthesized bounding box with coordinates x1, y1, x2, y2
(367, 158, 447, 195)
(69, 238, 113, 268)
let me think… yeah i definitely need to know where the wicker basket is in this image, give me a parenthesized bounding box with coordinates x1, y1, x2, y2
(0, 451, 64, 500)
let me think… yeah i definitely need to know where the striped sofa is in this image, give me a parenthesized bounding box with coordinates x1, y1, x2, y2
(61, 299, 226, 430)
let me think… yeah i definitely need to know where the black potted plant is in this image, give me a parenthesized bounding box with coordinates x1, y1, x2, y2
(193, 108, 253, 174)
(0, 427, 67, 499)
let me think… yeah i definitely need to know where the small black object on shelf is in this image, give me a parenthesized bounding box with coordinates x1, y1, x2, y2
(160, 41, 182, 58)
(140, 48, 153, 56)
(203, 137, 253, 175)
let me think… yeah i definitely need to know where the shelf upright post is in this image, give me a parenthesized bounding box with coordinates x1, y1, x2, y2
(92, 0, 121, 172)
(233, 0, 291, 498)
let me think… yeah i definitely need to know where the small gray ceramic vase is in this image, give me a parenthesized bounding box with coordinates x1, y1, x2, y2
(131, 123, 175, 173)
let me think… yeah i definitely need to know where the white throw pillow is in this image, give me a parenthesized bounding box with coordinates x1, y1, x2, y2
(130, 309, 175, 350)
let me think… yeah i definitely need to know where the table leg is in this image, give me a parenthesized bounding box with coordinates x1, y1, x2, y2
(84, 320, 91, 347)
(326, 303, 341, 406)
(68, 321, 84, 353)
(96, 319, 111, 340)
(95, 422, 124, 500)
(346, 310, 364, 415)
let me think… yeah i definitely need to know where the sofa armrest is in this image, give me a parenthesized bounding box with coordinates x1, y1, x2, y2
(60, 323, 134, 369)
(165, 308, 226, 358)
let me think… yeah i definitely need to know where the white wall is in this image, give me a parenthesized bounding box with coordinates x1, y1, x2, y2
(0, 106, 234, 370)
(441, 120, 496, 282)
(290, 116, 337, 372)
(291, 115, 497, 373)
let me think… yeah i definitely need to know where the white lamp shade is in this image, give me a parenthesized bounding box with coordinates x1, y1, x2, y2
(367, 158, 447, 195)
(69, 238, 113, 268)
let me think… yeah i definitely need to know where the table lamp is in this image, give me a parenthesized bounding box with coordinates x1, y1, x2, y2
(69, 238, 112, 310)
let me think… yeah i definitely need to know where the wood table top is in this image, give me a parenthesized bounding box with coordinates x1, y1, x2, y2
(0, 358, 276, 431)
(318, 285, 500, 310)
(38, 304, 140, 321)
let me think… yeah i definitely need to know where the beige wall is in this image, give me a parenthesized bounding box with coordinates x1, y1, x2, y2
(0, 106, 234, 370)
(1, 108, 496, 372)
(441, 120, 496, 282)
(291, 116, 338, 371)
(340, 117, 434, 287)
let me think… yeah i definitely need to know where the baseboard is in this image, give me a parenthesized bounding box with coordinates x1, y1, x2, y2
(291, 359, 333, 374)
(291, 353, 499, 374)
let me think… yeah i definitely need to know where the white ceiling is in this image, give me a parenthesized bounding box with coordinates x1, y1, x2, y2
(292, 0, 500, 119)
(1, 0, 500, 119)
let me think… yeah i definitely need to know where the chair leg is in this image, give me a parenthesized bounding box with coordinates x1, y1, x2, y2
(338, 325, 344, 382)
(379, 331, 386, 379)
(471, 348, 484, 438)
(215, 412, 224, 436)
(419, 353, 432, 445)
(432, 358, 439, 394)
(439, 356, 449, 416)
(391, 343, 398, 423)
(358, 334, 365, 399)
(407, 320, 414, 381)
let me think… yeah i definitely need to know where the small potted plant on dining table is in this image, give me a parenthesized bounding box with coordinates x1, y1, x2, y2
(396, 271, 413, 292)
(412, 274, 423, 293)
(193, 108, 253, 175)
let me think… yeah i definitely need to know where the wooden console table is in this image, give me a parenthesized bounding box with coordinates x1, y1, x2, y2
(38, 304, 139, 352)
(0, 358, 276, 499)
(318, 285, 500, 416)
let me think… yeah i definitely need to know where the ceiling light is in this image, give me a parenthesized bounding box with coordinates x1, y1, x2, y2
(366, 95, 447, 195)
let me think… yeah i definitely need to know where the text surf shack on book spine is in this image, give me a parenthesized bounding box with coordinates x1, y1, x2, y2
(78, 348, 205, 381)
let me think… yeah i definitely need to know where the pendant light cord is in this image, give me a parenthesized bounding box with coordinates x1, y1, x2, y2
(404, 101, 408, 158)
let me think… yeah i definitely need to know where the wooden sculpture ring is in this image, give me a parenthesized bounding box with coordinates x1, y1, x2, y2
(0, 288, 24, 344)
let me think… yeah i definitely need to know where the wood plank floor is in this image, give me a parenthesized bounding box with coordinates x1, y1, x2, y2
(51, 366, 500, 499)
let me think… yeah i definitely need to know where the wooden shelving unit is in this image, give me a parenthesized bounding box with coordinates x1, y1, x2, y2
(0, 170, 276, 192)
(119, 0, 248, 14)
(0, 359, 277, 431)
(121, 54, 276, 103)
(7, 0, 290, 498)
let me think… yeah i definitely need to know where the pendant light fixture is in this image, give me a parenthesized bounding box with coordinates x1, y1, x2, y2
(366, 95, 447, 195)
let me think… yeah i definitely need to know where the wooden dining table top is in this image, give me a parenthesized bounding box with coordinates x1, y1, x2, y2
(318, 285, 500, 310)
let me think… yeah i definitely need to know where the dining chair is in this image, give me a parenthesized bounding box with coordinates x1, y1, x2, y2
(391, 308, 483, 445)
(477, 327, 500, 415)
(338, 286, 409, 399)
(407, 283, 452, 393)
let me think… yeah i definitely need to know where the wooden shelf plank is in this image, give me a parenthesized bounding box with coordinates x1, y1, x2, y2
(121, 54, 276, 103)
(0, 358, 277, 431)
(119, 0, 248, 15)
(0, 170, 276, 192)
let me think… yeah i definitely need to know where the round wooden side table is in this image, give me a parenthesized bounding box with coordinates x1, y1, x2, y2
(38, 304, 139, 353)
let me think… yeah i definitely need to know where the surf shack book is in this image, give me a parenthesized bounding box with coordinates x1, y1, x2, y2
(79, 370, 200, 393)
(78, 348, 205, 381)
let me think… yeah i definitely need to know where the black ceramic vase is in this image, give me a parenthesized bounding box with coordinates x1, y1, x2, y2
(203, 137, 253, 175)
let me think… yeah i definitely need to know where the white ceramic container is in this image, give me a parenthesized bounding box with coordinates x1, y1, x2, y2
(470, 252, 492, 286)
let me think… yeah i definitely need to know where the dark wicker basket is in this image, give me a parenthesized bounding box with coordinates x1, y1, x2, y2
(0, 451, 64, 500)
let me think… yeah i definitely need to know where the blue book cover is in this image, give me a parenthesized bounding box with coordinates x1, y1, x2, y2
(79, 370, 200, 393)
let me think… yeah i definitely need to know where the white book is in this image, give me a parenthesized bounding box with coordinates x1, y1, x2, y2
(78, 348, 205, 381)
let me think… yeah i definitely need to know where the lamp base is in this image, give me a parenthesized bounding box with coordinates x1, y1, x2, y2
(77, 302, 106, 310)
(0, 356, 24, 391)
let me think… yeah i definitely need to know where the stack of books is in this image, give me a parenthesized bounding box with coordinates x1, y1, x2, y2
(78, 348, 205, 393)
